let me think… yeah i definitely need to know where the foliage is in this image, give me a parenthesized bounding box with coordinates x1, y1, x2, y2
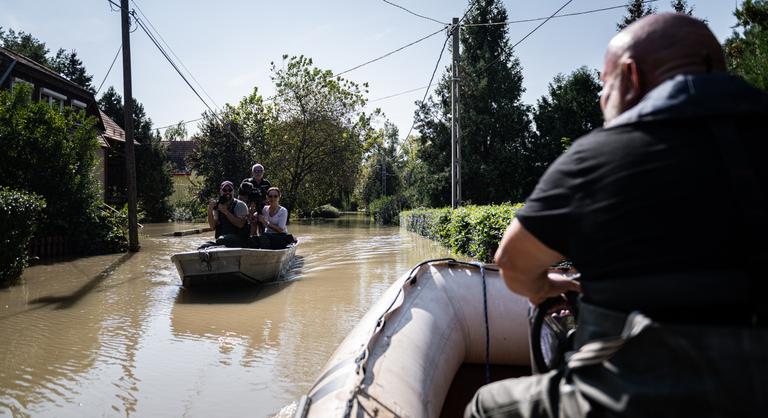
(0, 187, 45, 286)
(399, 134, 435, 208)
(671, 0, 694, 15)
(0, 27, 94, 92)
(369, 195, 408, 225)
(527, 67, 603, 193)
(355, 121, 404, 207)
(99, 87, 174, 221)
(163, 120, 188, 141)
(725, 0, 768, 90)
(413, 0, 534, 206)
(311, 204, 341, 219)
(617, 0, 656, 31)
(0, 85, 126, 257)
(171, 195, 207, 222)
(401, 203, 524, 262)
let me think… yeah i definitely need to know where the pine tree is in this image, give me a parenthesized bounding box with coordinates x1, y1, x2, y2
(725, 0, 768, 90)
(671, 0, 694, 15)
(50, 49, 95, 93)
(617, 0, 656, 31)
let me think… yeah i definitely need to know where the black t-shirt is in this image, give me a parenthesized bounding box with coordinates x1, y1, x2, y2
(243, 177, 271, 207)
(516, 115, 768, 312)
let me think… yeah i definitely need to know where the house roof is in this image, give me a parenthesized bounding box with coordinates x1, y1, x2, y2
(163, 140, 196, 174)
(99, 110, 125, 142)
(0, 46, 93, 95)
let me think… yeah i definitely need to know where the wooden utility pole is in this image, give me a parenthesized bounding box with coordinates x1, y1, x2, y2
(450, 17, 461, 209)
(121, 0, 140, 251)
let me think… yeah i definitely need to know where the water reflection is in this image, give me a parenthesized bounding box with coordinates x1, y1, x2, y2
(0, 214, 466, 417)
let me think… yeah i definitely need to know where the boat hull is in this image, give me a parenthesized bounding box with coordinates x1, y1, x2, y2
(170, 243, 297, 286)
(297, 259, 530, 418)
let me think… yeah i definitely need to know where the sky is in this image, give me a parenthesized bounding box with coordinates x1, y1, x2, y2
(1, 0, 741, 139)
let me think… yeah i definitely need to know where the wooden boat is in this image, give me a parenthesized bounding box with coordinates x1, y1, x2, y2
(170, 242, 298, 286)
(296, 259, 531, 418)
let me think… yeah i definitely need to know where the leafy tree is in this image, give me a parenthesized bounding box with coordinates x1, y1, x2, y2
(0, 84, 126, 253)
(671, 0, 694, 15)
(527, 67, 603, 192)
(355, 121, 404, 207)
(414, 0, 534, 206)
(725, 0, 768, 90)
(617, 0, 656, 30)
(0, 28, 95, 92)
(99, 87, 174, 221)
(50, 49, 95, 93)
(400, 134, 435, 208)
(264, 55, 370, 214)
(0, 27, 49, 64)
(163, 121, 188, 141)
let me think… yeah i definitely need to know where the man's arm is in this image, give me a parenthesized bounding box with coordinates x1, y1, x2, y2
(207, 200, 218, 230)
(494, 218, 580, 305)
(219, 204, 247, 229)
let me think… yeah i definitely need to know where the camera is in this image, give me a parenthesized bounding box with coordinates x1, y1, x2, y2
(217, 195, 230, 206)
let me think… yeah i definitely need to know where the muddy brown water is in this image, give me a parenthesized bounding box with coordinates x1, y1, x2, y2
(0, 214, 465, 417)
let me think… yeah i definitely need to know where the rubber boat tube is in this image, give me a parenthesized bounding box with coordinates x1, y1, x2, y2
(297, 259, 530, 418)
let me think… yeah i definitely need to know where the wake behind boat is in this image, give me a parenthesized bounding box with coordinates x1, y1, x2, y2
(171, 242, 298, 287)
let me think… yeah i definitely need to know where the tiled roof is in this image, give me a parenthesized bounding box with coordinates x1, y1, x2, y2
(163, 140, 196, 174)
(99, 110, 125, 142)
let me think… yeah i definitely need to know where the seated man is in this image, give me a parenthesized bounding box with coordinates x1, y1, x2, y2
(466, 13, 768, 418)
(206, 180, 249, 247)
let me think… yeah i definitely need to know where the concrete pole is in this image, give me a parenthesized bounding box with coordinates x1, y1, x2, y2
(451, 17, 461, 209)
(121, 0, 140, 252)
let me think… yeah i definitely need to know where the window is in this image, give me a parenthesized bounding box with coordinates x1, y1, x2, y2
(40, 87, 66, 111)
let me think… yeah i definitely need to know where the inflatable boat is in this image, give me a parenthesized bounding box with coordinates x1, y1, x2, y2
(296, 259, 532, 418)
(170, 242, 297, 287)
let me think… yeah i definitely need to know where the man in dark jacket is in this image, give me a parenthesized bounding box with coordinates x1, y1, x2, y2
(466, 13, 768, 418)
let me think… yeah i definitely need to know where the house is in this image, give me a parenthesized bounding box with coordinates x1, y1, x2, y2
(0, 46, 132, 202)
(163, 140, 202, 203)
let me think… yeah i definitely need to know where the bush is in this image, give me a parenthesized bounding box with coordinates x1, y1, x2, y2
(171, 196, 207, 222)
(369, 195, 407, 225)
(311, 204, 340, 218)
(401, 203, 523, 262)
(0, 188, 45, 286)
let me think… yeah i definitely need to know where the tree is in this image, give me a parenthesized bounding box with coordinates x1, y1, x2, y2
(527, 67, 603, 193)
(163, 121, 188, 141)
(0, 27, 49, 64)
(617, 0, 656, 30)
(355, 121, 404, 207)
(99, 87, 174, 221)
(671, 0, 694, 15)
(263, 55, 370, 214)
(50, 49, 95, 93)
(725, 0, 768, 90)
(414, 0, 534, 206)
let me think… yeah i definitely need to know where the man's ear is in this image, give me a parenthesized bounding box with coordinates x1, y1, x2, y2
(620, 58, 643, 105)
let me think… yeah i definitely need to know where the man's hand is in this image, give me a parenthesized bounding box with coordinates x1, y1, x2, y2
(528, 272, 582, 306)
(218, 203, 230, 214)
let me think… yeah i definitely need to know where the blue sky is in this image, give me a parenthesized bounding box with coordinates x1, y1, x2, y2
(1, 1, 740, 138)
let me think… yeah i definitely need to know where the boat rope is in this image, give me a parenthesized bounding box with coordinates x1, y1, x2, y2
(474, 262, 492, 384)
(198, 250, 213, 272)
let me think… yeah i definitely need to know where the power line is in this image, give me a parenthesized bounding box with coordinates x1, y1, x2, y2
(403, 30, 451, 142)
(334, 25, 448, 77)
(382, 0, 447, 25)
(96, 44, 121, 94)
(369, 84, 431, 103)
(130, 0, 221, 110)
(462, 0, 659, 27)
(480, 0, 574, 73)
(155, 117, 204, 131)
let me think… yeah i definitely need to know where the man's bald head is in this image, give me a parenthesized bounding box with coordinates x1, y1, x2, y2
(600, 13, 726, 124)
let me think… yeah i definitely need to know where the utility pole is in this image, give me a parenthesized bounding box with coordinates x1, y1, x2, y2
(121, 0, 140, 252)
(450, 17, 462, 209)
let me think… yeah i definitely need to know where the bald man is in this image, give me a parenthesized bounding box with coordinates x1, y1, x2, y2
(466, 14, 768, 418)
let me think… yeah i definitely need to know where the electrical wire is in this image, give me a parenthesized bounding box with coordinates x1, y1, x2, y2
(480, 0, 574, 73)
(368, 84, 431, 103)
(155, 117, 204, 131)
(130, 0, 221, 110)
(334, 25, 448, 77)
(403, 31, 451, 142)
(382, 0, 447, 25)
(462, 0, 659, 27)
(96, 44, 122, 94)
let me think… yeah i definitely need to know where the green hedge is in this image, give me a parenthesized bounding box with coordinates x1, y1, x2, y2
(401, 203, 523, 263)
(311, 204, 341, 219)
(370, 195, 406, 225)
(0, 187, 45, 286)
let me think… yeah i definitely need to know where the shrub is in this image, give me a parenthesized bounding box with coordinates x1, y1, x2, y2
(171, 196, 207, 222)
(369, 195, 407, 225)
(401, 203, 523, 262)
(0, 187, 45, 286)
(311, 204, 340, 219)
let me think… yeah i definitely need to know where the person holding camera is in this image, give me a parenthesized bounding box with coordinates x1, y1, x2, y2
(207, 180, 249, 247)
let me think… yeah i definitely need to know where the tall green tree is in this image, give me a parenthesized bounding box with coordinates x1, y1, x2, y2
(725, 0, 768, 90)
(50, 49, 95, 93)
(355, 121, 404, 207)
(99, 87, 174, 221)
(163, 121, 188, 141)
(414, 0, 534, 206)
(617, 0, 656, 30)
(527, 67, 603, 193)
(0, 27, 49, 64)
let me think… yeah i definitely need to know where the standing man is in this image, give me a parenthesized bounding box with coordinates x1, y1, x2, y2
(467, 13, 768, 418)
(242, 163, 272, 215)
(207, 180, 249, 247)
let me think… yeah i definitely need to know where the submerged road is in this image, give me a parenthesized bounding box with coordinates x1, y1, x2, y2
(0, 214, 462, 417)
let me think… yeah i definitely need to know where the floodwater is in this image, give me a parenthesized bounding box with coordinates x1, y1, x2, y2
(0, 214, 464, 417)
